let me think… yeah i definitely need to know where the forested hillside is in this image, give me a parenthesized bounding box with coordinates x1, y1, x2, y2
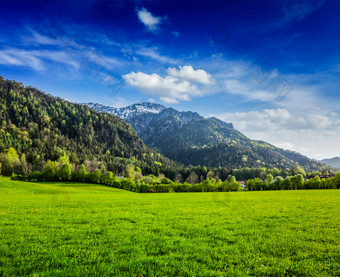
(0, 77, 176, 176)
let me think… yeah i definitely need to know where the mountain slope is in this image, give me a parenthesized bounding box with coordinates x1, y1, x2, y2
(86, 102, 329, 171)
(0, 77, 175, 174)
(321, 157, 340, 168)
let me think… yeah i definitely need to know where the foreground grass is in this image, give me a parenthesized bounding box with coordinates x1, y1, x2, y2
(0, 177, 339, 276)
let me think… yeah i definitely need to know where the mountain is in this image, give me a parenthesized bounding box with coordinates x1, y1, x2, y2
(321, 157, 340, 168)
(0, 77, 176, 175)
(85, 102, 329, 171)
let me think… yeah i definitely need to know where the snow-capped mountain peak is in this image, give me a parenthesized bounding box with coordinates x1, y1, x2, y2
(84, 102, 167, 120)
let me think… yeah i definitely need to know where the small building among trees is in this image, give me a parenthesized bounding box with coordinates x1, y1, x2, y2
(307, 174, 335, 180)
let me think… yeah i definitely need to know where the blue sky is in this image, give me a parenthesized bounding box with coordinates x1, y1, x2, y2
(1, 0, 340, 159)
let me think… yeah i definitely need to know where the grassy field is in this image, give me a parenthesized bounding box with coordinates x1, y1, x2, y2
(0, 177, 339, 276)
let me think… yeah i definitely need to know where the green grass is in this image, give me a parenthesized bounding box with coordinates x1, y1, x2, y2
(0, 177, 339, 276)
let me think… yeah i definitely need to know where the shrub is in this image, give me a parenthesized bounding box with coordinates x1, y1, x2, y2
(151, 184, 171, 193)
(139, 184, 151, 193)
(27, 171, 43, 182)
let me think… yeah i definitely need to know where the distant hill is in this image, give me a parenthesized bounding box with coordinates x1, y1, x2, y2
(85, 102, 330, 171)
(321, 157, 340, 168)
(0, 77, 176, 175)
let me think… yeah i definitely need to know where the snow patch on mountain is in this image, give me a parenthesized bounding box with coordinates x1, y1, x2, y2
(85, 102, 167, 120)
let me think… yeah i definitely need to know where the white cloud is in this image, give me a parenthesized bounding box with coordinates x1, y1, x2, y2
(136, 48, 177, 64)
(28, 31, 63, 46)
(123, 65, 214, 103)
(274, 142, 295, 151)
(0, 48, 79, 71)
(159, 97, 181, 104)
(23, 29, 125, 72)
(213, 109, 334, 132)
(211, 108, 340, 159)
(123, 71, 199, 103)
(84, 51, 122, 70)
(112, 97, 129, 108)
(0, 28, 126, 74)
(25, 29, 82, 49)
(37, 50, 80, 69)
(137, 7, 165, 32)
(279, 0, 326, 26)
(224, 79, 275, 102)
(167, 65, 214, 85)
(0, 49, 44, 71)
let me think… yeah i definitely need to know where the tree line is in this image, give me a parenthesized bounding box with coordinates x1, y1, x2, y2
(5, 147, 339, 193)
(246, 173, 340, 191)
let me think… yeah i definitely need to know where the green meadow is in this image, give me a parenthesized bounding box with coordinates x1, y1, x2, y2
(0, 176, 339, 276)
